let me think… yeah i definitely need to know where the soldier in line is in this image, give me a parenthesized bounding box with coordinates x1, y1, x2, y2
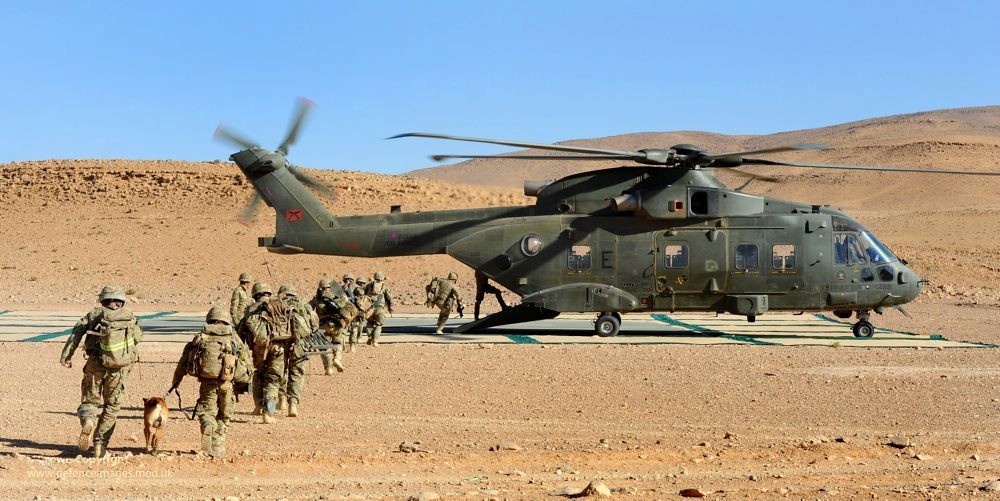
(310, 279, 345, 376)
(240, 281, 273, 415)
(474, 270, 508, 321)
(364, 271, 393, 346)
(60, 285, 143, 458)
(169, 306, 247, 457)
(431, 272, 465, 334)
(277, 284, 317, 418)
(230, 272, 253, 326)
(341, 273, 362, 353)
(354, 275, 370, 343)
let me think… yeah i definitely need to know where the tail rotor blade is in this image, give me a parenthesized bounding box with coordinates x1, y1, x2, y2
(277, 97, 315, 155)
(214, 124, 259, 150)
(237, 191, 263, 227)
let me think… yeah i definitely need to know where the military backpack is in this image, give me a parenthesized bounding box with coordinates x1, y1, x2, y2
(186, 324, 240, 381)
(426, 277, 455, 308)
(91, 307, 141, 369)
(259, 296, 311, 341)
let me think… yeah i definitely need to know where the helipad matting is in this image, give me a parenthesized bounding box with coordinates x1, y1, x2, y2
(0, 310, 991, 348)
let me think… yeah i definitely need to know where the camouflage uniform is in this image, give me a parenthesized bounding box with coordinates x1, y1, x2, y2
(170, 306, 243, 457)
(59, 285, 143, 458)
(433, 272, 464, 334)
(341, 274, 363, 352)
(364, 271, 393, 346)
(353, 276, 369, 344)
(239, 282, 272, 415)
(230, 272, 253, 326)
(310, 279, 345, 376)
(266, 284, 316, 419)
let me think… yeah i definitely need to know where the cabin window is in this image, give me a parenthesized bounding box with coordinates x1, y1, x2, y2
(567, 245, 592, 272)
(521, 234, 542, 256)
(663, 244, 688, 268)
(690, 191, 708, 215)
(735, 244, 759, 271)
(772, 244, 796, 270)
(834, 233, 866, 266)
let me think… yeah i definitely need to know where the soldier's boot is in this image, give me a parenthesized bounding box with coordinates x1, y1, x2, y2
(210, 435, 226, 458)
(372, 325, 382, 346)
(262, 399, 276, 424)
(288, 401, 299, 418)
(349, 342, 356, 353)
(276, 395, 286, 411)
(321, 353, 335, 376)
(200, 423, 215, 454)
(251, 403, 263, 416)
(435, 318, 447, 335)
(92, 443, 106, 459)
(78, 419, 96, 453)
(333, 350, 345, 372)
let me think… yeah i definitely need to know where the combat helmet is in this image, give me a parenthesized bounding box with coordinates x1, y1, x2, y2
(356, 275, 368, 285)
(318, 279, 332, 289)
(278, 283, 299, 297)
(239, 272, 253, 283)
(98, 285, 126, 302)
(447, 271, 459, 281)
(342, 273, 354, 282)
(251, 281, 273, 299)
(206, 305, 232, 325)
(373, 271, 385, 281)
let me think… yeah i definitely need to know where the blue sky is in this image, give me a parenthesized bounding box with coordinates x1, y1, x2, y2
(1, 1, 998, 173)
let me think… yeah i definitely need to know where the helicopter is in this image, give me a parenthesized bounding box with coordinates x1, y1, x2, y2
(215, 99, 1000, 338)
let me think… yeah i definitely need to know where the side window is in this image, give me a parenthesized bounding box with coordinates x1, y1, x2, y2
(567, 245, 592, 272)
(690, 191, 708, 215)
(663, 244, 688, 268)
(772, 244, 795, 270)
(735, 244, 759, 271)
(834, 233, 866, 266)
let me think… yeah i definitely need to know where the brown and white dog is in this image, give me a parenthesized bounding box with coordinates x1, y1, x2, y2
(142, 397, 169, 452)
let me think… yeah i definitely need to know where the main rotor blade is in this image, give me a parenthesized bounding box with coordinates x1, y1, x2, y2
(702, 143, 827, 160)
(277, 97, 315, 155)
(237, 191, 262, 227)
(288, 165, 335, 199)
(390, 132, 641, 157)
(710, 167, 781, 183)
(430, 154, 636, 163)
(741, 158, 1000, 175)
(214, 124, 259, 150)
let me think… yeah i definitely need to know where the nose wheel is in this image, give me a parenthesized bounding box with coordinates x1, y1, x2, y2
(852, 310, 875, 338)
(595, 312, 621, 337)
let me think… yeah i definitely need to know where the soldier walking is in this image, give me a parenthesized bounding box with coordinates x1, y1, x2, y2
(341, 273, 363, 352)
(240, 281, 272, 415)
(310, 279, 345, 376)
(169, 306, 248, 457)
(230, 272, 253, 326)
(364, 271, 393, 346)
(428, 272, 464, 334)
(60, 285, 143, 458)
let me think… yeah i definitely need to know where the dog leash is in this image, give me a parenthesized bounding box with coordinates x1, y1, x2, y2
(170, 388, 197, 421)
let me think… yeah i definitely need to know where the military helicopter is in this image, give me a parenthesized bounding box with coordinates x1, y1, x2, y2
(215, 99, 1000, 338)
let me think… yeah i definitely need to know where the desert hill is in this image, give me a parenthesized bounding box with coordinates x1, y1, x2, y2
(1, 106, 999, 309)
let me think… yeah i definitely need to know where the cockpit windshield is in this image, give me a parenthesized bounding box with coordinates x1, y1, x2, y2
(858, 231, 897, 264)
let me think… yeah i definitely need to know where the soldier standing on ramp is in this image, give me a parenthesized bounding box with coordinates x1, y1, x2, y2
(230, 273, 253, 326)
(60, 285, 143, 458)
(364, 271, 393, 346)
(474, 270, 508, 321)
(427, 272, 465, 334)
(168, 306, 251, 457)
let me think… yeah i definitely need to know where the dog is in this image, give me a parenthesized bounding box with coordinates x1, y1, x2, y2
(142, 396, 169, 452)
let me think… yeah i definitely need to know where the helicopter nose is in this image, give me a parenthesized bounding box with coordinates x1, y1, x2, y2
(898, 266, 921, 303)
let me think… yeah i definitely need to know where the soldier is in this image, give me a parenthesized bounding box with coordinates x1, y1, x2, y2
(364, 271, 393, 346)
(240, 281, 273, 415)
(230, 272, 253, 326)
(168, 306, 248, 457)
(276, 284, 317, 418)
(342, 273, 362, 352)
(474, 270, 508, 321)
(429, 272, 464, 334)
(60, 285, 143, 458)
(310, 279, 345, 376)
(354, 275, 370, 343)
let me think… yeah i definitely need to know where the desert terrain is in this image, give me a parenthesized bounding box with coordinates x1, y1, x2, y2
(1, 106, 1000, 498)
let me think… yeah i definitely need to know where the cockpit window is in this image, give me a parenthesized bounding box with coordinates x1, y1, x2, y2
(858, 231, 898, 263)
(832, 215, 864, 232)
(834, 233, 866, 266)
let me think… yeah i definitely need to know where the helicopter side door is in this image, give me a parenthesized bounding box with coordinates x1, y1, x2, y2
(727, 231, 766, 295)
(764, 224, 805, 309)
(653, 228, 728, 310)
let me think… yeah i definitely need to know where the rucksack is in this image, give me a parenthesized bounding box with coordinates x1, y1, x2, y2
(94, 308, 141, 369)
(186, 325, 238, 381)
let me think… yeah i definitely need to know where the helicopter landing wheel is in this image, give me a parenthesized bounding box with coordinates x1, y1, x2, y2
(611, 311, 622, 323)
(852, 320, 875, 338)
(595, 313, 620, 337)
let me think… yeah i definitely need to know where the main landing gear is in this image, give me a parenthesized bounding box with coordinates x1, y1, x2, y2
(851, 310, 875, 338)
(595, 312, 622, 337)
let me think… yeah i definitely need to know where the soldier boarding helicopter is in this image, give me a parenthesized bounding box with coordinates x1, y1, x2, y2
(215, 99, 1000, 338)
